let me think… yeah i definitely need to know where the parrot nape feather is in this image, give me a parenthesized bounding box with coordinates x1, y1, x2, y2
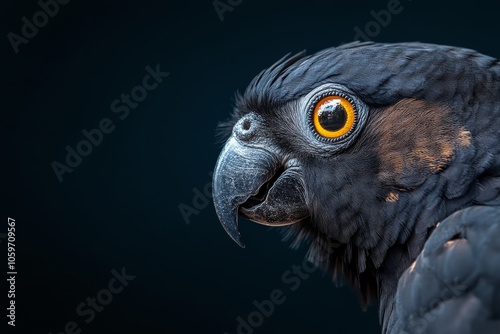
(212, 41, 500, 334)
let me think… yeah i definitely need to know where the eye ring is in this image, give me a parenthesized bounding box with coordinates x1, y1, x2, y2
(307, 90, 358, 142)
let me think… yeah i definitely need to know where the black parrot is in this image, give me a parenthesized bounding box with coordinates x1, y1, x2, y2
(212, 42, 500, 333)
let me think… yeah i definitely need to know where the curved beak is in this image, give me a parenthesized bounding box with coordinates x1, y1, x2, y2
(212, 137, 309, 247)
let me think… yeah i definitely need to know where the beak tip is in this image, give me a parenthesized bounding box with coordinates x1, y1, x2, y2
(235, 237, 246, 248)
(221, 222, 246, 248)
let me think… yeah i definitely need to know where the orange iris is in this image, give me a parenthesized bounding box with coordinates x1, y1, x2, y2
(313, 95, 355, 139)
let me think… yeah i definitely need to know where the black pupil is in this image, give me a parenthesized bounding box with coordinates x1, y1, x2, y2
(318, 100, 347, 131)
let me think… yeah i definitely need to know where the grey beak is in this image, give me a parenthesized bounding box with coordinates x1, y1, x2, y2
(212, 137, 280, 247)
(212, 136, 309, 247)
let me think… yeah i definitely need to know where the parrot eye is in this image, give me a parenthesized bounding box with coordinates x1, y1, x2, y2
(310, 92, 357, 141)
(311, 94, 356, 140)
(304, 84, 367, 150)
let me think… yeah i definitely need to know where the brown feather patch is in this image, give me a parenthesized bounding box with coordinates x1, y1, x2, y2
(458, 129, 472, 147)
(369, 99, 463, 186)
(385, 192, 400, 203)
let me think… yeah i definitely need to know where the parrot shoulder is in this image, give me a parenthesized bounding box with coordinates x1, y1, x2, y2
(387, 206, 500, 334)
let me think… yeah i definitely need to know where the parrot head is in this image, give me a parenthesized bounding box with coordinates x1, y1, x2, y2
(212, 42, 498, 304)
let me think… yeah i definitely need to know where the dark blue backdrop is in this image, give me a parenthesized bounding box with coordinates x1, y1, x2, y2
(2, 0, 500, 333)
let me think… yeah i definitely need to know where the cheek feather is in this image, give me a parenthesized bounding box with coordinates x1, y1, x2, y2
(369, 98, 468, 186)
(458, 129, 472, 148)
(385, 192, 399, 203)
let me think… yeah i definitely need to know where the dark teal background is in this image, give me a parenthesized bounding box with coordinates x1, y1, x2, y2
(2, 0, 500, 333)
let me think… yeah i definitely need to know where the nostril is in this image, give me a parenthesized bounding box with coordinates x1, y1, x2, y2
(242, 119, 251, 131)
(234, 115, 258, 141)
